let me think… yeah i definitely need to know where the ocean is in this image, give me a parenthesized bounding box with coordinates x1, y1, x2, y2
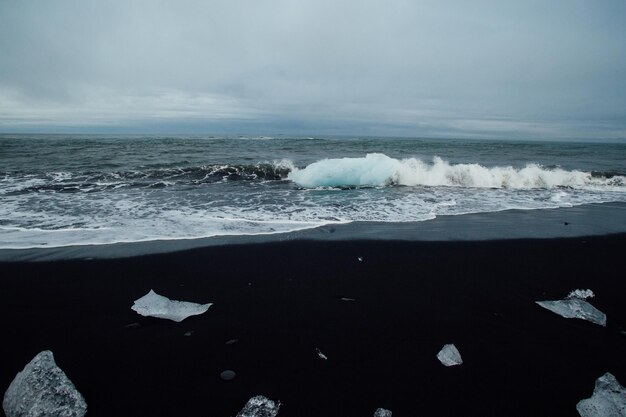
(1, 134, 625, 249)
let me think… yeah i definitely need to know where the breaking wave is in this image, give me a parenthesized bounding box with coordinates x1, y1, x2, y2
(2, 153, 625, 250)
(5, 155, 624, 196)
(288, 153, 626, 190)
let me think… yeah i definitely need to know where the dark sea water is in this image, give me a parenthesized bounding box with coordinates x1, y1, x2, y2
(1, 134, 625, 249)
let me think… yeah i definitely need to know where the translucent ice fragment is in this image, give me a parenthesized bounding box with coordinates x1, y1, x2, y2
(316, 348, 328, 360)
(536, 298, 606, 326)
(236, 395, 280, 417)
(131, 289, 212, 322)
(437, 343, 463, 366)
(576, 372, 626, 417)
(568, 289, 595, 300)
(374, 408, 393, 416)
(3, 350, 87, 417)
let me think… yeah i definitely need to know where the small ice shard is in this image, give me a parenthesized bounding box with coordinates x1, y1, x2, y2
(225, 338, 240, 345)
(184, 330, 194, 337)
(236, 395, 280, 417)
(374, 408, 392, 417)
(3, 350, 87, 417)
(568, 289, 595, 299)
(576, 372, 626, 417)
(131, 289, 212, 322)
(536, 298, 606, 326)
(437, 343, 463, 366)
(357, 256, 364, 262)
(340, 297, 356, 302)
(220, 370, 236, 381)
(316, 348, 328, 360)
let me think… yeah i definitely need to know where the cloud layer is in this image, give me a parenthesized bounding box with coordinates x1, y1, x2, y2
(1, 0, 625, 138)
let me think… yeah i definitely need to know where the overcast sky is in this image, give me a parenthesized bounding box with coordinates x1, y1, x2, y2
(1, 0, 625, 139)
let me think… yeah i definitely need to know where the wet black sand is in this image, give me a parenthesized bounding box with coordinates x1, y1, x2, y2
(1, 235, 625, 416)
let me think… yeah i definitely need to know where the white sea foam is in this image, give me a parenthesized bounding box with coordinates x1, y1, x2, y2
(1, 153, 625, 249)
(289, 153, 626, 190)
(0, 177, 47, 195)
(0, 177, 624, 249)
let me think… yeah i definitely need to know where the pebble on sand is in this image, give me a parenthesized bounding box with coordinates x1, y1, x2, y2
(220, 370, 237, 381)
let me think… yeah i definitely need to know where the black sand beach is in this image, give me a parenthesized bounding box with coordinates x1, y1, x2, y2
(1, 235, 625, 416)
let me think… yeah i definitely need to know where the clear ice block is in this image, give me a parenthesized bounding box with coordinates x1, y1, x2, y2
(131, 289, 212, 322)
(3, 350, 87, 417)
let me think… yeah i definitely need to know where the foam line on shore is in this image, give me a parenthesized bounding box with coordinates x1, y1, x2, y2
(0, 202, 624, 262)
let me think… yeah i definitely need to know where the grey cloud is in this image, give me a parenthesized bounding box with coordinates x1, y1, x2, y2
(1, 0, 625, 139)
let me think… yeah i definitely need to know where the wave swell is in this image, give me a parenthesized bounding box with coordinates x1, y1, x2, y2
(288, 153, 626, 190)
(1, 162, 294, 195)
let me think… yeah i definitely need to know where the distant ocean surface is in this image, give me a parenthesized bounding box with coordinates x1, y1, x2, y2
(1, 134, 625, 249)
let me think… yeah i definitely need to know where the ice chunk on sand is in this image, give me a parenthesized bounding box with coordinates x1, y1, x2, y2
(536, 298, 606, 326)
(437, 343, 463, 366)
(131, 289, 212, 322)
(236, 395, 280, 417)
(3, 350, 87, 417)
(374, 408, 393, 416)
(576, 372, 626, 417)
(568, 289, 595, 299)
(316, 348, 328, 360)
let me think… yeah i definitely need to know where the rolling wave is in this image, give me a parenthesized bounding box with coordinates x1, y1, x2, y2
(3, 155, 625, 195)
(288, 153, 626, 190)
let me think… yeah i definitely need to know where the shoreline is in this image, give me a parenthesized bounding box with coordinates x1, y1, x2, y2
(1, 201, 625, 262)
(1, 235, 625, 416)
